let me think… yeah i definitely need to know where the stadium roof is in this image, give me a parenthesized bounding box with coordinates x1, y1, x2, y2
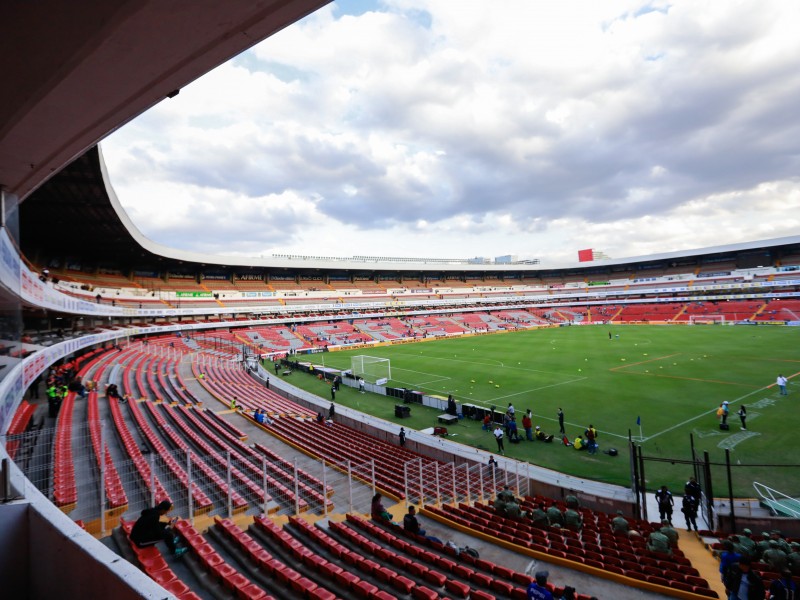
(0, 0, 330, 202)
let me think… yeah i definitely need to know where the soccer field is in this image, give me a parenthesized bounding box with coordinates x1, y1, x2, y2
(284, 325, 800, 497)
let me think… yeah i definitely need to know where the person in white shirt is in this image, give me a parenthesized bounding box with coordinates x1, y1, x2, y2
(777, 374, 788, 396)
(493, 425, 505, 455)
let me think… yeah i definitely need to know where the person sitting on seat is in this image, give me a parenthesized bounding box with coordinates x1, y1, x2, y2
(546, 504, 564, 527)
(529, 504, 548, 527)
(612, 510, 629, 534)
(130, 500, 186, 557)
(371, 493, 392, 521)
(660, 519, 679, 547)
(647, 529, 672, 555)
(505, 500, 527, 520)
(494, 485, 516, 515)
(564, 507, 583, 531)
(403, 505, 426, 536)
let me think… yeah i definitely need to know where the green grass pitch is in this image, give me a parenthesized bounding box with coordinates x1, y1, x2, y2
(278, 325, 800, 497)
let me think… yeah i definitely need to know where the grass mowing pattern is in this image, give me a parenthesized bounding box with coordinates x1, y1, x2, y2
(276, 325, 800, 496)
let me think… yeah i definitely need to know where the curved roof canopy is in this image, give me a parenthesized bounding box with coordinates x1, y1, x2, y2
(0, 0, 330, 202)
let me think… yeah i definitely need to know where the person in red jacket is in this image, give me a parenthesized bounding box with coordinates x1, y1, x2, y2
(522, 410, 533, 441)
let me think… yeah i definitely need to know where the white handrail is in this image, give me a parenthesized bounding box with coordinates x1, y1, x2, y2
(753, 481, 800, 517)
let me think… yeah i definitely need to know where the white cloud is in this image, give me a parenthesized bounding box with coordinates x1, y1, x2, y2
(102, 0, 800, 266)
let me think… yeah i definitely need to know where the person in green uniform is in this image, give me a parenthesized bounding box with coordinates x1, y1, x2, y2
(647, 529, 672, 555)
(612, 510, 629, 534)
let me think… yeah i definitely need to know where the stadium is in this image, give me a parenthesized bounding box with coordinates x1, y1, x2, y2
(2, 2, 800, 599)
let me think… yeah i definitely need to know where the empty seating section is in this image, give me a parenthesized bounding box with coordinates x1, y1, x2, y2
(5, 400, 37, 459)
(87, 391, 128, 510)
(173, 519, 271, 599)
(263, 416, 492, 502)
(173, 404, 309, 512)
(128, 402, 211, 512)
(53, 391, 78, 509)
(104, 349, 209, 511)
(615, 303, 683, 322)
(428, 500, 717, 597)
(144, 401, 251, 512)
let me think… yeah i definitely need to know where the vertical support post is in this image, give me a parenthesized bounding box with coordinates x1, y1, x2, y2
(418, 459, 424, 505)
(403, 462, 409, 509)
(630, 440, 641, 521)
(638, 445, 648, 521)
(226, 451, 233, 518)
(347, 460, 354, 513)
(100, 426, 106, 536)
(725, 449, 736, 533)
(261, 457, 269, 516)
(465, 464, 471, 505)
(451, 463, 457, 505)
(492, 462, 498, 494)
(322, 460, 328, 517)
(703, 451, 715, 530)
(689, 433, 698, 481)
(149, 453, 156, 506)
(434, 462, 440, 506)
(293, 459, 300, 516)
(515, 461, 520, 495)
(187, 449, 193, 522)
(479, 462, 485, 503)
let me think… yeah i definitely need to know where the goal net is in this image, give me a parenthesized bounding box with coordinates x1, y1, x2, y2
(688, 314, 726, 325)
(351, 355, 391, 385)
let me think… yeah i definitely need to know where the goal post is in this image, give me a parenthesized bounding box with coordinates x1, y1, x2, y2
(688, 314, 726, 325)
(351, 355, 391, 384)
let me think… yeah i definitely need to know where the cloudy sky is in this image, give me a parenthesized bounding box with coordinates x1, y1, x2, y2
(102, 0, 800, 266)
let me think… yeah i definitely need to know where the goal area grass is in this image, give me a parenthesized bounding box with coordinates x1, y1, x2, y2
(274, 324, 800, 497)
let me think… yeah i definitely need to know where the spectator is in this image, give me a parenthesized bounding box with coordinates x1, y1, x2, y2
(736, 529, 756, 558)
(768, 569, 797, 600)
(564, 507, 582, 531)
(647, 528, 672, 555)
(787, 543, 800, 575)
(725, 556, 765, 600)
(527, 570, 554, 600)
(660, 519, 679, 547)
(130, 500, 186, 557)
(559, 587, 576, 600)
(612, 510, 629, 534)
(718, 540, 742, 583)
(403, 505, 425, 536)
(529, 504, 548, 528)
(230, 396, 238, 411)
(546, 504, 564, 527)
(763, 540, 790, 572)
(371, 493, 392, 521)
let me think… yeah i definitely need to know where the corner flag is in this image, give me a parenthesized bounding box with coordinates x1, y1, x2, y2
(636, 416, 641, 426)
